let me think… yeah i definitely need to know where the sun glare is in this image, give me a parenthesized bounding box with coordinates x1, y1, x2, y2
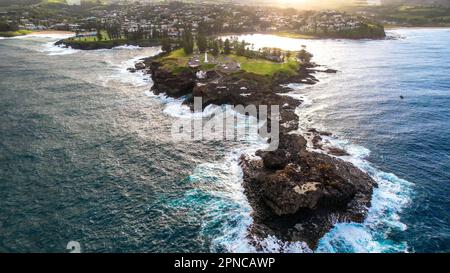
(274, 0, 379, 9)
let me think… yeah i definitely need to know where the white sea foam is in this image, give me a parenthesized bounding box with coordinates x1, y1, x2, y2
(32, 34, 73, 39)
(160, 96, 193, 117)
(293, 95, 414, 253)
(170, 103, 317, 253)
(111, 69, 150, 87)
(11, 33, 74, 40)
(91, 45, 160, 90)
(144, 90, 155, 97)
(154, 91, 274, 252)
(104, 54, 152, 87)
(113, 45, 141, 50)
(316, 161, 413, 253)
(207, 144, 317, 253)
(279, 92, 313, 107)
(158, 95, 223, 119)
(279, 83, 314, 107)
(322, 136, 371, 158)
(39, 42, 80, 56)
(185, 124, 271, 253)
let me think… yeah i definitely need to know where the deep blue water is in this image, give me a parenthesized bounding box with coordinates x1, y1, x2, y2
(292, 29, 450, 252)
(0, 29, 449, 252)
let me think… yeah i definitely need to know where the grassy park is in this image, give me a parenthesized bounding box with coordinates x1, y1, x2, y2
(0, 30, 32, 37)
(157, 47, 302, 77)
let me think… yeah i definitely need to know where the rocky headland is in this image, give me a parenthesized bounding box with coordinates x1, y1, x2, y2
(55, 38, 160, 50)
(137, 51, 377, 250)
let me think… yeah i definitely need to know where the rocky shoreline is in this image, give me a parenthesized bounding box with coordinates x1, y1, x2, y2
(54, 39, 160, 50)
(137, 54, 377, 250)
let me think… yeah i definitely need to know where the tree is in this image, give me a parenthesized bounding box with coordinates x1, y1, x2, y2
(182, 28, 194, 55)
(96, 29, 103, 41)
(161, 38, 171, 52)
(151, 27, 159, 39)
(106, 23, 121, 40)
(236, 40, 246, 56)
(196, 33, 207, 53)
(286, 51, 292, 60)
(297, 49, 313, 64)
(134, 25, 144, 40)
(224, 38, 231, 55)
(0, 20, 17, 32)
(211, 39, 220, 56)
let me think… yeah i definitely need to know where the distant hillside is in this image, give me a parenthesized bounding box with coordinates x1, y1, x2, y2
(381, 0, 450, 6)
(0, 0, 108, 6)
(0, 0, 41, 6)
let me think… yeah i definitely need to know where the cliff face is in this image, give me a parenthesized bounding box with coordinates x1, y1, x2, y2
(144, 58, 377, 250)
(149, 61, 196, 98)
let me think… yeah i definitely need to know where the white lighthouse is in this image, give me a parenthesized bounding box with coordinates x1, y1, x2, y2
(204, 52, 208, 63)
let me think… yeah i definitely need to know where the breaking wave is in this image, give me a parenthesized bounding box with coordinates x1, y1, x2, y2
(113, 45, 142, 50)
(288, 83, 414, 253)
(39, 42, 80, 56)
(314, 136, 414, 253)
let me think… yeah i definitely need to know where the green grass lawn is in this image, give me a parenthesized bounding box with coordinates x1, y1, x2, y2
(159, 48, 192, 74)
(72, 30, 110, 42)
(0, 30, 32, 37)
(159, 48, 301, 76)
(164, 48, 190, 60)
(227, 54, 299, 76)
(271, 32, 317, 39)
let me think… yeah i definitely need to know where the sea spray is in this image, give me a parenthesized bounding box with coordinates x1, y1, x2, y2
(40, 42, 80, 56)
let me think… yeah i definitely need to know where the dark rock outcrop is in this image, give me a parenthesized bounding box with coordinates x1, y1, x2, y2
(147, 56, 377, 250)
(240, 133, 377, 249)
(149, 61, 196, 98)
(323, 68, 338, 73)
(135, 62, 146, 70)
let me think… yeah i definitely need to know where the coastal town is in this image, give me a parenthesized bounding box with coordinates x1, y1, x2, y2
(0, 1, 385, 39)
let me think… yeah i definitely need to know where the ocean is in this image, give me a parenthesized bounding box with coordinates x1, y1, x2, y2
(0, 29, 449, 253)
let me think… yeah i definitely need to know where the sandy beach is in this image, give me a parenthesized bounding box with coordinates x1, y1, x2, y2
(29, 30, 75, 35)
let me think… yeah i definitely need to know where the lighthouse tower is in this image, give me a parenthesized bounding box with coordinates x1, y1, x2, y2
(204, 52, 208, 63)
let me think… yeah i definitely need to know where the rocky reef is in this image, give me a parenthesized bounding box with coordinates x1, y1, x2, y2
(139, 54, 377, 250)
